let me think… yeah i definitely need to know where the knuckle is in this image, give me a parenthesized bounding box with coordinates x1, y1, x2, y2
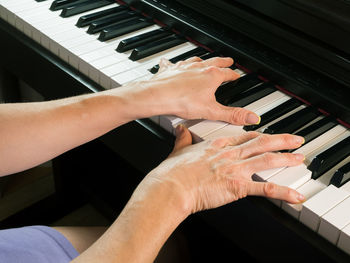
(257, 134, 271, 146)
(235, 146, 245, 160)
(263, 182, 277, 197)
(262, 152, 276, 167)
(190, 56, 201, 61)
(286, 188, 295, 199)
(229, 108, 246, 124)
(246, 131, 260, 138)
(230, 179, 248, 199)
(205, 66, 220, 75)
(280, 134, 294, 145)
(212, 136, 230, 148)
(176, 61, 186, 67)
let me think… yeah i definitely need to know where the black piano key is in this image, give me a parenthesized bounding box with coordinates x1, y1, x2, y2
(98, 18, 153, 42)
(308, 136, 350, 180)
(116, 27, 172, 53)
(149, 47, 208, 74)
(295, 116, 338, 144)
(129, 35, 186, 61)
(244, 98, 302, 131)
(199, 51, 220, 60)
(264, 106, 321, 134)
(227, 82, 275, 108)
(76, 6, 128, 27)
(36, 0, 49, 2)
(60, 0, 114, 18)
(215, 73, 262, 105)
(87, 11, 137, 34)
(50, 0, 89, 11)
(330, 162, 350, 187)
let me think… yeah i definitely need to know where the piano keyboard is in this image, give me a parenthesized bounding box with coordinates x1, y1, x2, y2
(1, 0, 350, 255)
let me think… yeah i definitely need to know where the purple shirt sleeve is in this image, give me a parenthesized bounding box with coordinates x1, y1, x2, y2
(0, 225, 79, 262)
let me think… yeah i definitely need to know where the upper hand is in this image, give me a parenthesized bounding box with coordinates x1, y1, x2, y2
(143, 56, 260, 126)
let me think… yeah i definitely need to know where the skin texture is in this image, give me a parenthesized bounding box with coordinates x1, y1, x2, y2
(0, 57, 258, 176)
(72, 126, 305, 263)
(0, 56, 305, 262)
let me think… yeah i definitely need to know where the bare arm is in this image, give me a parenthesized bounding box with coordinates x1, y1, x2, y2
(0, 57, 258, 176)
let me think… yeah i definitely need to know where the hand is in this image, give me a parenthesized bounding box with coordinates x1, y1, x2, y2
(146, 126, 305, 215)
(137, 56, 260, 125)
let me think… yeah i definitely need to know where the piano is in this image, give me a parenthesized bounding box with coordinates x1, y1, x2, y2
(1, 0, 350, 261)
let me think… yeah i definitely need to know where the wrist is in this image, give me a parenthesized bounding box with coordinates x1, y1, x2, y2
(130, 174, 193, 227)
(117, 80, 181, 119)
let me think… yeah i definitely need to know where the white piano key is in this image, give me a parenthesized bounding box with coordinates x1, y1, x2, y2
(4, 1, 41, 25)
(244, 90, 287, 114)
(14, 2, 53, 32)
(4, 0, 41, 22)
(280, 157, 350, 218)
(99, 41, 193, 77)
(269, 164, 312, 195)
(300, 182, 350, 232)
(159, 115, 185, 134)
(187, 120, 228, 142)
(104, 43, 194, 88)
(256, 125, 349, 182)
(281, 179, 326, 219)
(69, 26, 162, 71)
(338, 223, 350, 255)
(257, 105, 306, 132)
(267, 131, 350, 206)
(318, 195, 350, 244)
(184, 90, 290, 143)
(203, 124, 245, 140)
(111, 68, 153, 87)
(31, 3, 116, 49)
(253, 95, 291, 116)
(80, 24, 160, 63)
(233, 68, 246, 77)
(79, 25, 163, 75)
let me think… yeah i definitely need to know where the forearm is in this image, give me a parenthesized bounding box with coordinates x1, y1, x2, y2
(0, 81, 164, 176)
(72, 179, 188, 263)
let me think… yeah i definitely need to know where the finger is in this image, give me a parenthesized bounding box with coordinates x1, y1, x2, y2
(202, 57, 234, 68)
(219, 67, 241, 82)
(240, 152, 305, 176)
(158, 58, 173, 72)
(210, 104, 260, 126)
(237, 133, 305, 159)
(172, 124, 192, 153)
(211, 131, 260, 149)
(246, 181, 305, 204)
(185, 56, 203, 63)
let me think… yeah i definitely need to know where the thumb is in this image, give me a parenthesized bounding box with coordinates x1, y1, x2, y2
(214, 103, 261, 126)
(158, 58, 172, 73)
(172, 124, 192, 153)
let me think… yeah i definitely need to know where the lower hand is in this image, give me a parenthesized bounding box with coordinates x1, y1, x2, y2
(146, 126, 305, 215)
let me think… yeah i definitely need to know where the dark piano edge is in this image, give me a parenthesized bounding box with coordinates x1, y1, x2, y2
(247, 196, 350, 262)
(0, 18, 174, 147)
(178, 0, 350, 86)
(121, 0, 350, 126)
(0, 11, 350, 262)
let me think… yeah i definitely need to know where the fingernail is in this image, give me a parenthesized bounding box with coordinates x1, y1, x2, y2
(295, 136, 305, 145)
(297, 193, 305, 202)
(175, 124, 184, 136)
(246, 114, 260, 125)
(294, 153, 305, 161)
